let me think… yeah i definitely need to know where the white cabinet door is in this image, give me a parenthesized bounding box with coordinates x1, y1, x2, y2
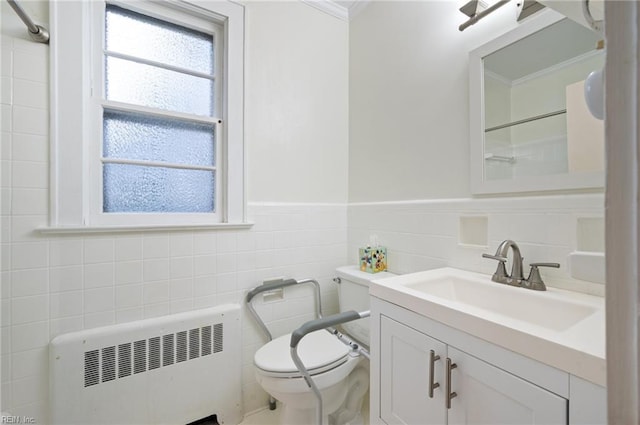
(380, 316, 447, 425)
(447, 347, 568, 425)
(569, 375, 606, 424)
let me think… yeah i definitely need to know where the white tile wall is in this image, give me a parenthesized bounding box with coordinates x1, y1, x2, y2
(348, 194, 605, 296)
(0, 32, 348, 421)
(1, 206, 347, 420)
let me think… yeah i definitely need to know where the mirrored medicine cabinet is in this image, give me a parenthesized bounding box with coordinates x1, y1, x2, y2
(469, 11, 605, 195)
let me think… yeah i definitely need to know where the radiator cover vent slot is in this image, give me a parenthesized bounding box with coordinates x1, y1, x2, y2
(83, 323, 224, 388)
(213, 323, 223, 353)
(102, 346, 116, 383)
(84, 350, 99, 387)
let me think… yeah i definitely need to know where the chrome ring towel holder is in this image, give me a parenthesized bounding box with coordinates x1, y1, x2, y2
(582, 0, 604, 33)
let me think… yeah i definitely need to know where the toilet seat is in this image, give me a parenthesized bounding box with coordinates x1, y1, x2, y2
(254, 330, 350, 378)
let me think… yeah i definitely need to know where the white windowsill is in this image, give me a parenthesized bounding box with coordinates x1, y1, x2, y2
(38, 222, 254, 235)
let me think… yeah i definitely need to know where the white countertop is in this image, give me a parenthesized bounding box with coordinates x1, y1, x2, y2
(370, 267, 606, 386)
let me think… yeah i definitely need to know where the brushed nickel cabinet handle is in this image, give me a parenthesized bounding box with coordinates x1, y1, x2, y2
(446, 358, 457, 409)
(428, 350, 440, 398)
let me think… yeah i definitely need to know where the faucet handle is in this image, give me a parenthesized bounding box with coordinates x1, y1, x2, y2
(525, 263, 560, 291)
(482, 253, 508, 282)
(482, 253, 507, 262)
(529, 262, 560, 268)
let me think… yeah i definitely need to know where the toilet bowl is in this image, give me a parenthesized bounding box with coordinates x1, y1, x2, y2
(255, 329, 365, 425)
(253, 266, 395, 425)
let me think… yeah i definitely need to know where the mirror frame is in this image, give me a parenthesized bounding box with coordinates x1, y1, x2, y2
(469, 10, 605, 195)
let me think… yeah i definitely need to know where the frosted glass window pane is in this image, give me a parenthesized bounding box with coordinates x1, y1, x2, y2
(105, 4, 214, 74)
(103, 164, 215, 213)
(106, 56, 214, 116)
(103, 111, 215, 167)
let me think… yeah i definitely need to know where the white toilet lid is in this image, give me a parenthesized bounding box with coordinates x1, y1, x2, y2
(254, 330, 350, 375)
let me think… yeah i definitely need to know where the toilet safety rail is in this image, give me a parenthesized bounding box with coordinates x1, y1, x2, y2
(290, 310, 371, 425)
(245, 277, 324, 342)
(245, 277, 324, 411)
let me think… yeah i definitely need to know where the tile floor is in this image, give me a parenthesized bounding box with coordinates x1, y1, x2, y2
(239, 395, 369, 425)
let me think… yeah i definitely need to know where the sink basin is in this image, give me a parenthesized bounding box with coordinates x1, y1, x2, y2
(379, 268, 598, 332)
(369, 267, 606, 387)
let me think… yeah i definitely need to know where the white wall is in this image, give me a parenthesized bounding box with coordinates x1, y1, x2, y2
(245, 1, 349, 203)
(0, 1, 349, 421)
(348, 0, 520, 201)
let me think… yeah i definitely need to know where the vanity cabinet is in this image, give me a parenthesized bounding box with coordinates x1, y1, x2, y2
(371, 298, 606, 425)
(379, 316, 566, 425)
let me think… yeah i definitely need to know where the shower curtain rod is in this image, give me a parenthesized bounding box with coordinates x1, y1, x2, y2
(6, 0, 49, 43)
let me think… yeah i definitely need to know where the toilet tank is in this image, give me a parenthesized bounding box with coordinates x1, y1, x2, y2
(335, 266, 396, 348)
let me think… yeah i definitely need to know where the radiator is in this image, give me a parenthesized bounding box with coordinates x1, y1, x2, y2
(50, 304, 242, 425)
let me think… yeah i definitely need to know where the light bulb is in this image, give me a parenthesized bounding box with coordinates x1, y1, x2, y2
(584, 69, 604, 120)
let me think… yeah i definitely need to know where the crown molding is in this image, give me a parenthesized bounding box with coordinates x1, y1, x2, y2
(300, 0, 349, 21)
(346, 0, 370, 20)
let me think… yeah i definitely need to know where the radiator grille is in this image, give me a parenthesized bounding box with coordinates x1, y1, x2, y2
(149, 336, 161, 370)
(83, 322, 224, 388)
(134, 340, 146, 374)
(189, 328, 200, 360)
(84, 350, 100, 387)
(102, 346, 116, 382)
(118, 343, 132, 378)
(202, 326, 212, 356)
(177, 331, 188, 363)
(213, 323, 223, 353)
(163, 334, 174, 367)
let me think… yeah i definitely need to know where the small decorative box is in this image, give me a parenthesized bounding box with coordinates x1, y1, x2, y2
(359, 246, 387, 273)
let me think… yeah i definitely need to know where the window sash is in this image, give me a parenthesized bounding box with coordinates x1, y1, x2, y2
(90, 0, 224, 224)
(104, 50, 217, 81)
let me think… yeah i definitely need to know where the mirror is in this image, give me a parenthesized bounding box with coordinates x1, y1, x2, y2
(469, 12, 605, 194)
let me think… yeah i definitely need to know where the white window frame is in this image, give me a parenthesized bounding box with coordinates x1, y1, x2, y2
(50, 0, 246, 230)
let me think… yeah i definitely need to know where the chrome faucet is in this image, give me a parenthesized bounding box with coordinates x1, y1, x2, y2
(482, 240, 560, 291)
(482, 239, 524, 286)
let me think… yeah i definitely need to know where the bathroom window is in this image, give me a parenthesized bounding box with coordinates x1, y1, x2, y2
(50, 0, 246, 228)
(102, 4, 219, 214)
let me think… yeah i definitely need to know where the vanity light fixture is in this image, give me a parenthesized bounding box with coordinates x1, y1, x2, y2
(459, 0, 545, 31)
(459, 0, 488, 18)
(516, 0, 545, 22)
(459, 0, 510, 32)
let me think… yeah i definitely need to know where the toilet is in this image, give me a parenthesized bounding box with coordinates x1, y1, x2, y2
(253, 266, 395, 425)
